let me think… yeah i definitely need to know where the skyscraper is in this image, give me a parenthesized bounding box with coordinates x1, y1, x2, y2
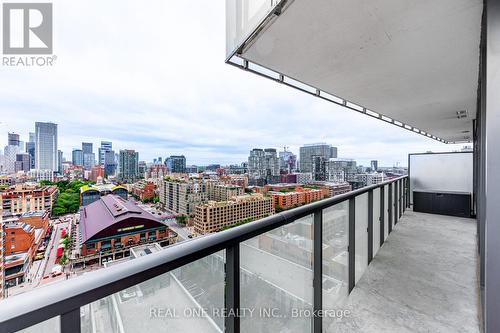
(83, 153, 95, 170)
(58, 150, 63, 174)
(166, 155, 186, 173)
(312, 156, 328, 181)
(299, 143, 337, 173)
(35, 122, 58, 171)
(82, 142, 94, 170)
(7, 133, 20, 147)
(104, 150, 117, 176)
(26, 133, 35, 170)
(3, 145, 19, 174)
(15, 153, 30, 172)
(248, 148, 280, 186)
(82, 142, 93, 154)
(327, 158, 358, 183)
(98, 141, 112, 165)
(72, 149, 84, 166)
(119, 150, 139, 182)
(279, 148, 297, 173)
(371, 160, 379, 172)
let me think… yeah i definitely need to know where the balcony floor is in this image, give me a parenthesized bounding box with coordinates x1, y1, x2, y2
(329, 210, 480, 333)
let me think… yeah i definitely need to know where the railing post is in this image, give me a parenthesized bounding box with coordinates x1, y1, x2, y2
(368, 190, 373, 263)
(388, 184, 393, 233)
(226, 244, 240, 333)
(403, 178, 406, 212)
(394, 181, 398, 225)
(348, 198, 355, 292)
(406, 177, 411, 209)
(399, 180, 403, 218)
(380, 186, 385, 246)
(60, 308, 81, 333)
(313, 210, 323, 333)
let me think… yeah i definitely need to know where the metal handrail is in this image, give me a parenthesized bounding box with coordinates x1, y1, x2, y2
(0, 175, 408, 333)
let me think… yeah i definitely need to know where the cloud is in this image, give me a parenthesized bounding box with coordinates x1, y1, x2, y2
(0, 0, 466, 167)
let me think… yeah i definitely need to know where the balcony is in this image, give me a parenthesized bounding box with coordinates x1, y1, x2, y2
(224, 0, 500, 331)
(0, 175, 480, 332)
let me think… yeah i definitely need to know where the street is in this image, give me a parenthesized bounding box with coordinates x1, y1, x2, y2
(134, 201, 192, 241)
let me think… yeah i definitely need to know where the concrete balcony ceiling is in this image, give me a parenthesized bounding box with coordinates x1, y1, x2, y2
(238, 0, 483, 143)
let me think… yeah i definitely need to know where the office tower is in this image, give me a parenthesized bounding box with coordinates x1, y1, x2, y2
(119, 150, 139, 182)
(98, 141, 112, 165)
(104, 150, 116, 177)
(115, 152, 120, 175)
(35, 122, 58, 171)
(72, 149, 84, 166)
(83, 153, 95, 170)
(248, 148, 280, 186)
(166, 155, 186, 173)
(299, 143, 338, 173)
(15, 153, 30, 172)
(57, 150, 63, 174)
(82, 142, 94, 170)
(327, 158, 358, 183)
(312, 156, 328, 181)
(371, 160, 379, 172)
(3, 145, 19, 174)
(26, 136, 35, 170)
(138, 161, 147, 177)
(8, 133, 20, 147)
(279, 148, 297, 173)
(82, 142, 92, 155)
(4, 133, 21, 173)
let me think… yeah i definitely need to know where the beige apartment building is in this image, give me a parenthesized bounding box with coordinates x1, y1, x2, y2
(159, 177, 208, 216)
(207, 182, 244, 201)
(194, 194, 274, 235)
(0, 184, 58, 217)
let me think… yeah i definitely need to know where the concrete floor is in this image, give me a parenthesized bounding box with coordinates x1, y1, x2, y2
(328, 210, 480, 333)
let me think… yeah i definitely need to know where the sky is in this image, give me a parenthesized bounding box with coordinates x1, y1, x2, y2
(0, 0, 468, 167)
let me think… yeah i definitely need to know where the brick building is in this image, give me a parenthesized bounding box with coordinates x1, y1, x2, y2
(268, 185, 326, 210)
(75, 195, 174, 265)
(132, 181, 156, 200)
(194, 194, 274, 235)
(0, 184, 58, 218)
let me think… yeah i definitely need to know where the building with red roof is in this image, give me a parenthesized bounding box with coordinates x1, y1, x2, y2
(75, 195, 175, 265)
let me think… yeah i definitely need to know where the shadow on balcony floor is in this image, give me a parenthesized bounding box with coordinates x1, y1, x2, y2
(328, 210, 480, 333)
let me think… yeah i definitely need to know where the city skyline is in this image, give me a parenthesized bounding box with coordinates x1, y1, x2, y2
(0, 0, 466, 167)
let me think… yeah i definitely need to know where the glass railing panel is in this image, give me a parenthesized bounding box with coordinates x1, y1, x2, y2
(384, 185, 389, 240)
(82, 251, 225, 333)
(240, 214, 314, 332)
(14, 316, 60, 333)
(322, 201, 349, 329)
(226, 0, 279, 57)
(372, 188, 381, 256)
(354, 194, 368, 284)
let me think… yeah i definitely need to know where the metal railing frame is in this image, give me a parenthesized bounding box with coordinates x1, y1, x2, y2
(0, 175, 408, 333)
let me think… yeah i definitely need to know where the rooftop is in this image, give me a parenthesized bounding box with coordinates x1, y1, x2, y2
(20, 210, 48, 218)
(79, 195, 160, 243)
